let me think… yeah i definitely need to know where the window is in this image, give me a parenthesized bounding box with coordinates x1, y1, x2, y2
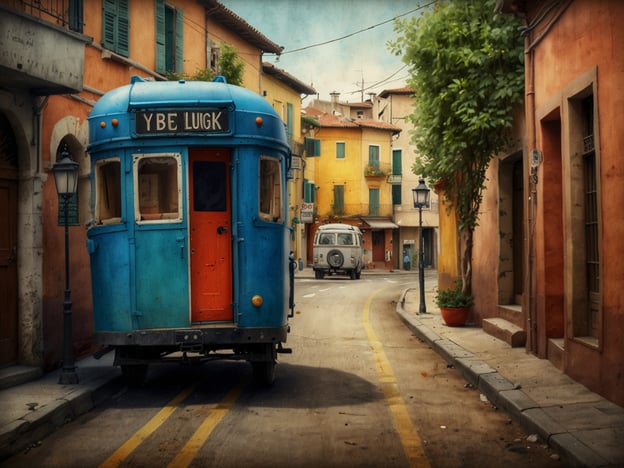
(259, 156, 282, 222)
(369, 188, 380, 216)
(134, 154, 182, 223)
(337, 233, 353, 245)
(319, 233, 335, 245)
(392, 149, 402, 205)
(102, 0, 129, 57)
(304, 179, 316, 203)
(582, 96, 599, 340)
(209, 41, 220, 73)
(305, 137, 321, 157)
(336, 142, 345, 159)
(333, 185, 344, 215)
(156, 0, 184, 74)
(69, 0, 84, 33)
(567, 84, 601, 343)
(368, 145, 380, 168)
(94, 158, 121, 225)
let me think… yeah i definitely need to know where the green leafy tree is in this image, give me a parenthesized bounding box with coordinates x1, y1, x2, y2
(217, 43, 244, 86)
(389, 0, 524, 294)
(166, 42, 244, 86)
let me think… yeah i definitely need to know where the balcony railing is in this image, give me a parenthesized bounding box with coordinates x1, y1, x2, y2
(6, 0, 82, 32)
(364, 162, 391, 178)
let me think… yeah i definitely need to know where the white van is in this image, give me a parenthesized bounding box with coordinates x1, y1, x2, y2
(313, 223, 364, 280)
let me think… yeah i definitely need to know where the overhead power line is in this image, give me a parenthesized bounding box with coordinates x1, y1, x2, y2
(268, 1, 435, 56)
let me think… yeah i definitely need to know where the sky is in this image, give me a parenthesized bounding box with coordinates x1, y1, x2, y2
(220, 0, 431, 103)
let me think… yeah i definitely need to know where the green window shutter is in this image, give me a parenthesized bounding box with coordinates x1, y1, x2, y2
(392, 185, 402, 205)
(368, 145, 380, 168)
(305, 137, 321, 157)
(286, 103, 294, 145)
(117, 0, 129, 56)
(369, 188, 380, 216)
(336, 142, 345, 159)
(69, 0, 83, 33)
(102, 0, 117, 50)
(304, 179, 316, 203)
(333, 185, 344, 214)
(155, 0, 165, 74)
(392, 149, 402, 175)
(175, 8, 184, 73)
(102, 0, 129, 57)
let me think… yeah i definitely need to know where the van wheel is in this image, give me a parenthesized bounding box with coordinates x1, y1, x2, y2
(315, 270, 324, 279)
(350, 269, 356, 280)
(252, 360, 276, 386)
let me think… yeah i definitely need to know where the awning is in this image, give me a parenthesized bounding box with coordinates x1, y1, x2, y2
(361, 218, 399, 229)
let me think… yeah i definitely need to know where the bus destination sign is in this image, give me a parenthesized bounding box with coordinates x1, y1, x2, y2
(135, 109, 229, 135)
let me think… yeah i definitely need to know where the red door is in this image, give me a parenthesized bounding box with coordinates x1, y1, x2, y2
(189, 149, 233, 322)
(0, 176, 18, 366)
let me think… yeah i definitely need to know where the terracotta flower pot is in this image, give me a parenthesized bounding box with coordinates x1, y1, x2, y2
(440, 307, 470, 327)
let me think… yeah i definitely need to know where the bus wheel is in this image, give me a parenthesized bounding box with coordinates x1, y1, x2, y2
(121, 364, 148, 387)
(252, 360, 276, 386)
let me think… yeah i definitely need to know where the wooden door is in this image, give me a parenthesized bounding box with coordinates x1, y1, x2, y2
(0, 176, 17, 366)
(189, 149, 233, 322)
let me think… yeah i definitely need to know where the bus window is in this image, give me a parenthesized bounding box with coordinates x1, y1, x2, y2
(259, 156, 282, 222)
(94, 158, 121, 225)
(134, 153, 182, 223)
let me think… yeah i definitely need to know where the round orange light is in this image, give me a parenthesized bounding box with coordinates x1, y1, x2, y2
(251, 295, 263, 307)
(111, 118, 119, 127)
(100, 121, 106, 128)
(255, 116, 263, 126)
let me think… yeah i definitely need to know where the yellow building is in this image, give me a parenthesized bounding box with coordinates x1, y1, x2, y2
(261, 63, 316, 264)
(304, 100, 401, 269)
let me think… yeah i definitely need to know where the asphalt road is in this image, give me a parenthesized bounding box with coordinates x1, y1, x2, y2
(3, 274, 560, 467)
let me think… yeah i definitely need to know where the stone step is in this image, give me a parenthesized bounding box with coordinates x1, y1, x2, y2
(482, 317, 526, 348)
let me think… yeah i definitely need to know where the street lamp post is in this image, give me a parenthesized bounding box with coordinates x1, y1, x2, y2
(412, 179, 430, 314)
(52, 146, 80, 385)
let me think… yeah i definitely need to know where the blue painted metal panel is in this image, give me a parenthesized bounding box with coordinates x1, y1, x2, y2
(87, 226, 133, 331)
(134, 226, 189, 328)
(233, 147, 290, 328)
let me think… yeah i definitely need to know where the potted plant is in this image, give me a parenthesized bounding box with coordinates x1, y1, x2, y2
(434, 280, 474, 327)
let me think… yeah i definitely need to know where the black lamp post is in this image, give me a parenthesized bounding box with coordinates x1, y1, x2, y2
(412, 178, 430, 314)
(52, 146, 80, 384)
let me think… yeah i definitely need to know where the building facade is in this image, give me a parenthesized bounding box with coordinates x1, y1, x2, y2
(303, 97, 402, 269)
(375, 87, 439, 273)
(475, 0, 624, 405)
(0, 0, 294, 374)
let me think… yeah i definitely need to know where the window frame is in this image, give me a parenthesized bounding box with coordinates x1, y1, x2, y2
(258, 155, 283, 223)
(133, 153, 183, 224)
(94, 156, 122, 225)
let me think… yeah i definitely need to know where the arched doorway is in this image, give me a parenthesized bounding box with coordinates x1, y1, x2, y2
(0, 113, 18, 367)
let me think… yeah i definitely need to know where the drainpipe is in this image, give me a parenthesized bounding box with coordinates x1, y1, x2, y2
(525, 38, 537, 354)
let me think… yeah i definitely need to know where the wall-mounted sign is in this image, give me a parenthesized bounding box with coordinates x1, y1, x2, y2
(300, 202, 314, 223)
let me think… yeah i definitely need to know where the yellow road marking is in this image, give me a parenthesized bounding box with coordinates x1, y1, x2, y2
(363, 289, 431, 468)
(99, 384, 197, 468)
(167, 383, 244, 467)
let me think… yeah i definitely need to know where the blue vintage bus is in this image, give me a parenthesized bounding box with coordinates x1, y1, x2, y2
(87, 76, 294, 385)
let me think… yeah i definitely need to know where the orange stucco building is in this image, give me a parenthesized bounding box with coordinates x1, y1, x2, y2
(0, 0, 289, 373)
(472, 0, 624, 405)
